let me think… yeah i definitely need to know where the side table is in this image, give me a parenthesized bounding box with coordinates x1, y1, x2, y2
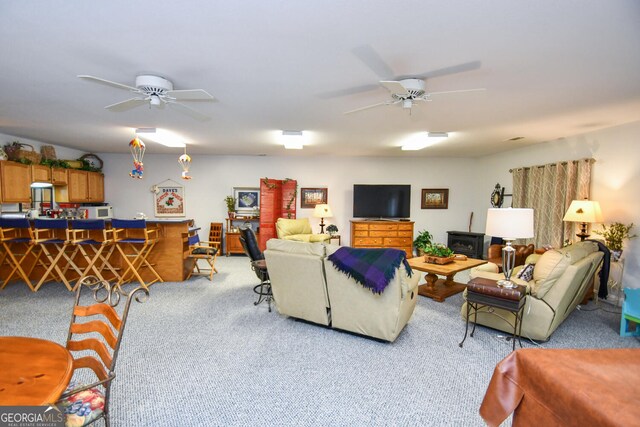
(459, 277, 526, 350)
(328, 234, 341, 245)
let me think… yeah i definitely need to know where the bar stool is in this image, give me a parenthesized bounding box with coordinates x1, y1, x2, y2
(66, 219, 120, 287)
(0, 218, 37, 291)
(32, 218, 82, 291)
(112, 219, 163, 288)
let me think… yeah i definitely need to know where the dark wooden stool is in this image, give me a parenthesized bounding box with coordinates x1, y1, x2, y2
(459, 277, 527, 350)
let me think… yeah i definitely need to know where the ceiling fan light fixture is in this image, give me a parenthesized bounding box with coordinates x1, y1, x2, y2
(149, 95, 161, 106)
(402, 99, 413, 109)
(282, 130, 304, 149)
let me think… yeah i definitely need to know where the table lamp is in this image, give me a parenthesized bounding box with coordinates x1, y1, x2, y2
(313, 204, 333, 234)
(562, 199, 603, 241)
(485, 208, 535, 288)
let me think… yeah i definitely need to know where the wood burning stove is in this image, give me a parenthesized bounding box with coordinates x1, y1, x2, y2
(447, 231, 485, 259)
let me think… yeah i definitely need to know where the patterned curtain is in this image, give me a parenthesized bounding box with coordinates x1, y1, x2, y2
(511, 159, 594, 248)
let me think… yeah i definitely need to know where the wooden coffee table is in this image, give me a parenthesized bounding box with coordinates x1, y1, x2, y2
(407, 256, 487, 302)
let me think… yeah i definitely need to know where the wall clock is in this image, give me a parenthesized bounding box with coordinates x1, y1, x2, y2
(491, 183, 504, 208)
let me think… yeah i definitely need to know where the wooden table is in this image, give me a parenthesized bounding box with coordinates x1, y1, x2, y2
(480, 348, 640, 427)
(0, 336, 73, 405)
(407, 256, 487, 302)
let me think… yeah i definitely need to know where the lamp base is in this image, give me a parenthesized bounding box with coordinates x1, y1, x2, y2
(576, 232, 590, 241)
(497, 279, 517, 289)
(319, 218, 325, 234)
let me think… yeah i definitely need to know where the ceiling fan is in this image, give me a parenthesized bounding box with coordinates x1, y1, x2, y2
(78, 74, 215, 121)
(334, 45, 485, 115)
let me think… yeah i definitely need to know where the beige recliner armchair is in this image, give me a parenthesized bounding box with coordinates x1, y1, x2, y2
(264, 239, 419, 342)
(275, 218, 331, 243)
(462, 241, 604, 341)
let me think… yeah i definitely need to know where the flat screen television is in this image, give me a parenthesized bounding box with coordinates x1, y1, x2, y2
(353, 184, 411, 219)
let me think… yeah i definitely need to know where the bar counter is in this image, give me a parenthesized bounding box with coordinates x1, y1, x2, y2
(0, 218, 194, 287)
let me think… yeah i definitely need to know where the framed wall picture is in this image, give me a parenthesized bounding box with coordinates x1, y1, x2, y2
(421, 188, 449, 209)
(233, 187, 260, 215)
(300, 188, 328, 208)
(154, 180, 186, 217)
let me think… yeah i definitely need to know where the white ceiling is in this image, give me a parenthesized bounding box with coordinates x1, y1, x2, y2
(1, 1, 639, 157)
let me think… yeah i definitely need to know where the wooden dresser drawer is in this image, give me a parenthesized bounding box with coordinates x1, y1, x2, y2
(353, 223, 370, 231)
(384, 237, 413, 246)
(353, 230, 369, 237)
(353, 237, 383, 246)
(370, 223, 399, 231)
(370, 230, 397, 237)
(398, 223, 413, 231)
(398, 231, 413, 237)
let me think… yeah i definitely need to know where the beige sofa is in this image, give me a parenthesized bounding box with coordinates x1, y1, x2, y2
(264, 239, 419, 342)
(462, 241, 604, 341)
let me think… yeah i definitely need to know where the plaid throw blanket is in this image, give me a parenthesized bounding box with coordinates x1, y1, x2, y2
(327, 247, 412, 294)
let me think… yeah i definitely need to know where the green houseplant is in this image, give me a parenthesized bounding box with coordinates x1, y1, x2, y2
(224, 196, 237, 218)
(413, 230, 433, 256)
(594, 222, 636, 260)
(326, 224, 338, 236)
(424, 243, 454, 258)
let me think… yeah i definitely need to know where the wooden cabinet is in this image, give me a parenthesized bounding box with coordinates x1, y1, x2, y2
(66, 170, 104, 202)
(0, 161, 32, 203)
(225, 217, 259, 256)
(350, 220, 414, 257)
(51, 168, 67, 186)
(31, 164, 51, 183)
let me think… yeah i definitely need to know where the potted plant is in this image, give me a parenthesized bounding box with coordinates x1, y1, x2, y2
(326, 224, 338, 236)
(594, 222, 637, 261)
(423, 243, 455, 264)
(224, 195, 237, 218)
(413, 230, 433, 256)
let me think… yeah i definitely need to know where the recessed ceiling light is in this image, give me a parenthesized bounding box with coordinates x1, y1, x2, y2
(134, 128, 186, 148)
(281, 130, 304, 149)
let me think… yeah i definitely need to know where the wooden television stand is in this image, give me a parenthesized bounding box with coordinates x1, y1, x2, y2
(350, 220, 414, 258)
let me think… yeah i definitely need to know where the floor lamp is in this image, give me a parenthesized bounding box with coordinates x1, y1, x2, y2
(562, 199, 603, 241)
(485, 208, 535, 288)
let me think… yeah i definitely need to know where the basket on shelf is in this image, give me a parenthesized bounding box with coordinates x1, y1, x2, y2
(40, 145, 57, 160)
(4, 142, 42, 164)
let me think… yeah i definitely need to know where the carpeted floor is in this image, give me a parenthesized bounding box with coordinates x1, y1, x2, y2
(1, 256, 638, 426)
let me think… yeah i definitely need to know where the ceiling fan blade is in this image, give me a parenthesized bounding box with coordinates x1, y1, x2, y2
(78, 75, 139, 92)
(316, 84, 381, 99)
(167, 101, 211, 121)
(105, 98, 148, 112)
(166, 89, 216, 101)
(427, 88, 486, 96)
(380, 80, 409, 95)
(343, 101, 396, 115)
(352, 45, 395, 79)
(404, 60, 482, 81)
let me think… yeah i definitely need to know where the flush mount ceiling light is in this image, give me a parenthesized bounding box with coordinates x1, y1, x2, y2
(281, 130, 304, 149)
(134, 127, 186, 148)
(401, 132, 449, 151)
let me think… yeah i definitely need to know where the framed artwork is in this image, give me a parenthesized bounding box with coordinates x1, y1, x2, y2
(154, 180, 186, 217)
(421, 188, 449, 209)
(234, 187, 260, 214)
(301, 188, 328, 208)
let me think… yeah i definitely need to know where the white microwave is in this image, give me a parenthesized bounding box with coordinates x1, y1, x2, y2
(83, 205, 113, 219)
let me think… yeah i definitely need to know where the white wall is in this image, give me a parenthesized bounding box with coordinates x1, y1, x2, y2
(476, 120, 640, 287)
(100, 153, 480, 246)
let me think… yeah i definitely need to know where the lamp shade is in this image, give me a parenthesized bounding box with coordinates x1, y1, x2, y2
(485, 208, 534, 240)
(313, 204, 333, 218)
(562, 200, 603, 223)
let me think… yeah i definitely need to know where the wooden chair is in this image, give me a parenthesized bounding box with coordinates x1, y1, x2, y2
(57, 276, 148, 427)
(112, 219, 162, 289)
(185, 229, 218, 281)
(0, 218, 37, 291)
(66, 219, 120, 288)
(209, 222, 223, 253)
